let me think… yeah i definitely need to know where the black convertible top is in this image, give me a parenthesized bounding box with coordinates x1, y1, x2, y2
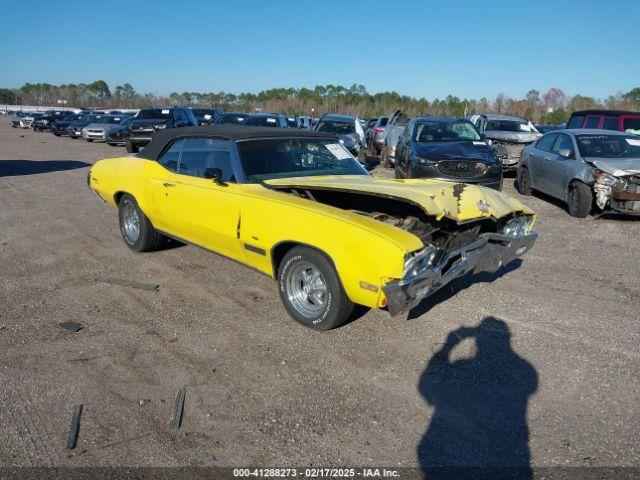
(138, 125, 336, 160)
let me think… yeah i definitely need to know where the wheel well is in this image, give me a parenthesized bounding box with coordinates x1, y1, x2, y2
(114, 191, 128, 205)
(271, 242, 336, 279)
(271, 242, 299, 278)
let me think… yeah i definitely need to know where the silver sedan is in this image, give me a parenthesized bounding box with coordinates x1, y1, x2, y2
(516, 129, 640, 217)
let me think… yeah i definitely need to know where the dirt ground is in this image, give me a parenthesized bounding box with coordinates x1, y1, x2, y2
(0, 117, 638, 471)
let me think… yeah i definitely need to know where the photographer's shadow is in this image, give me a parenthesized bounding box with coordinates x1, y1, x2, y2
(418, 317, 538, 479)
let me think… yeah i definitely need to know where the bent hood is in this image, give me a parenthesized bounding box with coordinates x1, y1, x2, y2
(264, 175, 533, 222)
(413, 141, 495, 162)
(484, 130, 539, 144)
(586, 158, 640, 177)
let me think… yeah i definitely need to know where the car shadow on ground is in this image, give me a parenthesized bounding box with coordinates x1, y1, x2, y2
(407, 259, 522, 320)
(0, 160, 91, 177)
(417, 316, 538, 479)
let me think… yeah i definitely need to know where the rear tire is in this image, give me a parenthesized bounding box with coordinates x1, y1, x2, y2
(382, 146, 390, 168)
(516, 166, 532, 195)
(118, 194, 162, 252)
(277, 246, 354, 331)
(125, 140, 139, 153)
(567, 181, 592, 218)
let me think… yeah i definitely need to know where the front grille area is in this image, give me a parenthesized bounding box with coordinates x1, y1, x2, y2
(437, 160, 487, 178)
(493, 141, 526, 160)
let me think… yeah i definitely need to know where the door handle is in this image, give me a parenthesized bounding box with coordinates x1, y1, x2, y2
(162, 182, 176, 187)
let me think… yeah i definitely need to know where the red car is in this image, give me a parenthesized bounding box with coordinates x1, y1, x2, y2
(567, 109, 640, 135)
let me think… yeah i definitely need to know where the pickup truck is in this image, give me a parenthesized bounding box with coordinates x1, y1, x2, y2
(381, 109, 410, 167)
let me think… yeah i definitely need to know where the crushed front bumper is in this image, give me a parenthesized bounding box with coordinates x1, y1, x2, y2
(382, 232, 537, 316)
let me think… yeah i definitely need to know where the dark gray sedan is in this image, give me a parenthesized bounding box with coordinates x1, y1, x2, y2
(517, 129, 640, 217)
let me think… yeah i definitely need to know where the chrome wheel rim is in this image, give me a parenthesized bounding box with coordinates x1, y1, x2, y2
(286, 262, 328, 317)
(122, 202, 140, 244)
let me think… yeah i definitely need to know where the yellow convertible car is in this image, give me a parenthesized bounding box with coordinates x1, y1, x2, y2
(88, 125, 537, 330)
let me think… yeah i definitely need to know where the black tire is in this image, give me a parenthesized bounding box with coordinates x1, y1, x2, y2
(125, 140, 139, 153)
(516, 166, 532, 195)
(117, 194, 162, 252)
(381, 146, 390, 168)
(277, 246, 354, 331)
(567, 181, 592, 218)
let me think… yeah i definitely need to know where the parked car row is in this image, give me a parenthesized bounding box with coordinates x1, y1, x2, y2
(10, 104, 639, 219)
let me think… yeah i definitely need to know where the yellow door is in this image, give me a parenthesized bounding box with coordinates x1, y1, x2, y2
(150, 136, 246, 262)
(164, 174, 246, 262)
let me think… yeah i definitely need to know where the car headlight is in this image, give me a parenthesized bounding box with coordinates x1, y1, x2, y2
(338, 138, 345, 144)
(594, 170, 619, 187)
(501, 215, 535, 238)
(403, 246, 440, 279)
(154, 123, 167, 130)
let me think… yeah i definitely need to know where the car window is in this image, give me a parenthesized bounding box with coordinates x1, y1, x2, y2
(552, 134, 574, 156)
(601, 117, 619, 131)
(176, 137, 236, 181)
(174, 109, 184, 122)
(237, 138, 367, 182)
(567, 115, 585, 129)
(623, 118, 640, 135)
(157, 139, 183, 172)
(585, 116, 600, 129)
(536, 133, 558, 152)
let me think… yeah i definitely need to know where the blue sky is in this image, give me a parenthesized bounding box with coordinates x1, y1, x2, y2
(1, 0, 638, 100)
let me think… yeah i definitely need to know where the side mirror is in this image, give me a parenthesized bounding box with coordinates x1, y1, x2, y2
(204, 167, 224, 184)
(480, 133, 486, 141)
(558, 149, 573, 159)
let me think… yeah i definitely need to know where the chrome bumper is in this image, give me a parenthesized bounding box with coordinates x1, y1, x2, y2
(382, 232, 537, 316)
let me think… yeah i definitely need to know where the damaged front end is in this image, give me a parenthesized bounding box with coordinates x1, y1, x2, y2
(266, 177, 537, 315)
(382, 216, 536, 315)
(485, 132, 539, 170)
(593, 171, 640, 215)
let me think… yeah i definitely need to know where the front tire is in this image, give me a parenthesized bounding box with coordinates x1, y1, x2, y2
(516, 166, 532, 195)
(118, 194, 162, 252)
(278, 247, 354, 330)
(567, 181, 592, 218)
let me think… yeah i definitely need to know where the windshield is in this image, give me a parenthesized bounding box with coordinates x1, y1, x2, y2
(244, 116, 281, 127)
(214, 113, 248, 124)
(95, 116, 121, 124)
(237, 138, 368, 183)
(414, 121, 481, 142)
(315, 120, 355, 135)
(485, 119, 537, 133)
(624, 118, 640, 136)
(137, 109, 171, 120)
(191, 109, 215, 117)
(575, 134, 640, 159)
(75, 115, 96, 123)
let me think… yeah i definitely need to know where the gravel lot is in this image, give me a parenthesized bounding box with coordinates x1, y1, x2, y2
(0, 117, 638, 471)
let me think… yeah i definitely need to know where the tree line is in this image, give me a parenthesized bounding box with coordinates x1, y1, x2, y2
(1, 81, 639, 123)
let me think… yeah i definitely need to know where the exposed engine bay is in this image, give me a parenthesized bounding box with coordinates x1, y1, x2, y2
(282, 187, 507, 251)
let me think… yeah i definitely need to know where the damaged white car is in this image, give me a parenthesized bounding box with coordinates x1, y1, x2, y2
(517, 129, 640, 218)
